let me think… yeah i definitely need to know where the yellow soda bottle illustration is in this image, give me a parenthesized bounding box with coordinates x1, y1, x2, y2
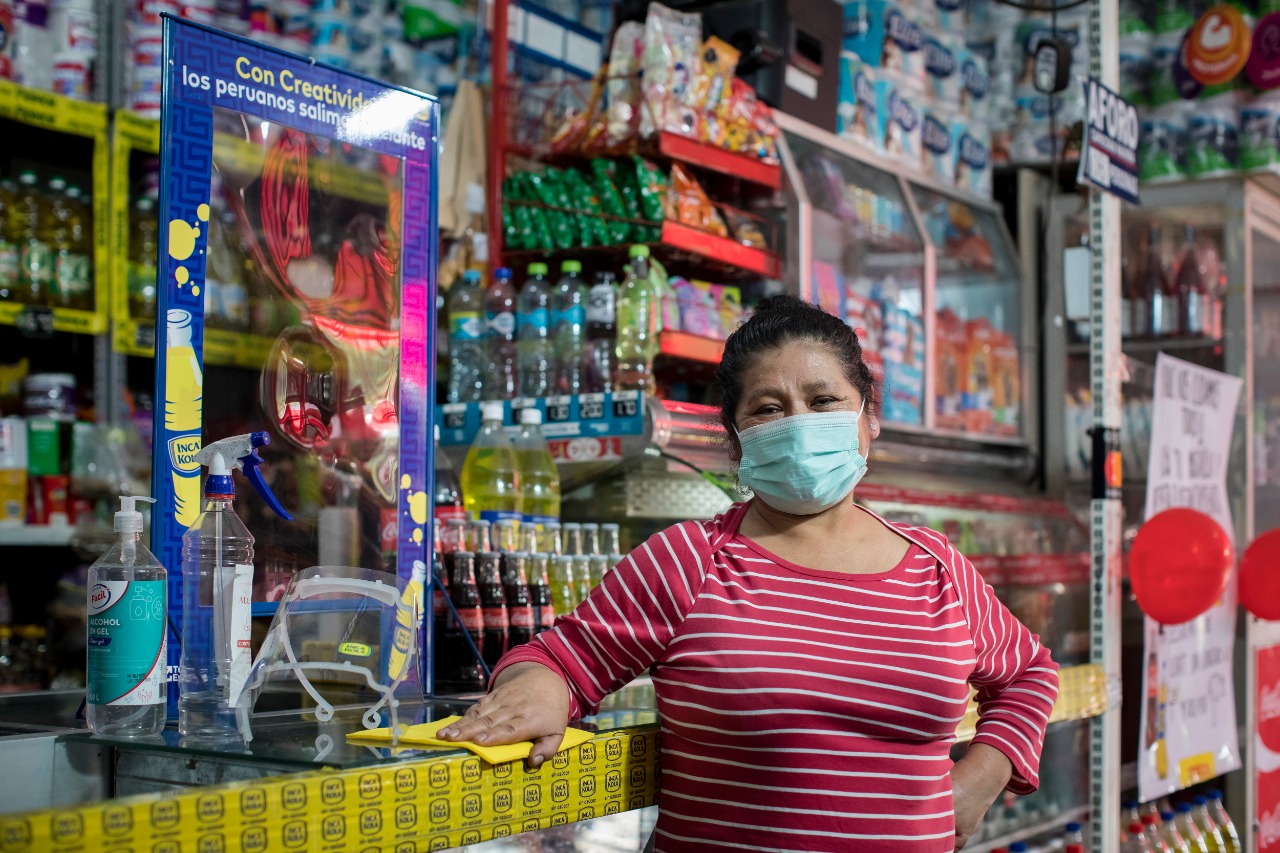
(165, 309, 203, 528)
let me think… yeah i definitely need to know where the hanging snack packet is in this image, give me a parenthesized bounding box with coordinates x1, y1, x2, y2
(606, 21, 645, 146)
(640, 3, 703, 139)
(694, 36, 740, 146)
(592, 159, 632, 245)
(560, 167, 612, 247)
(632, 156, 668, 241)
(502, 176, 525, 251)
(526, 170, 576, 249)
(514, 173, 555, 250)
(723, 208, 767, 249)
(669, 163, 728, 237)
(551, 69, 606, 155)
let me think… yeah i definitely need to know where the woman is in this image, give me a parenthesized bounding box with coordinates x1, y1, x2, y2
(440, 296, 1059, 851)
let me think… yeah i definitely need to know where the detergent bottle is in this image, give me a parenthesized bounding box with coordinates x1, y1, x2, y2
(178, 432, 290, 741)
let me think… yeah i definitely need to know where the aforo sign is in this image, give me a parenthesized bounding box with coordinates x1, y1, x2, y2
(1257, 645, 1280, 852)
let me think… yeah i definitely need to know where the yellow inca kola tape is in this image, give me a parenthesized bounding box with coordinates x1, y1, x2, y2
(0, 727, 660, 853)
(0, 81, 108, 136)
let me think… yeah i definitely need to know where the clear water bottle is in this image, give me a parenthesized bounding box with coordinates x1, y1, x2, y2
(513, 408, 560, 529)
(551, 259, 588, 394)
(484, 266, 518, 400)
(615, 245, 660, 393)
(460, 402, 522, 524)
(585, 271, 617, 393)
(447, 269, 485, 403)
(517, 262, 552, 398)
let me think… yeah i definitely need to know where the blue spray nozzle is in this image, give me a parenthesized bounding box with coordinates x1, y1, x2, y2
(195, 432, 293, 521)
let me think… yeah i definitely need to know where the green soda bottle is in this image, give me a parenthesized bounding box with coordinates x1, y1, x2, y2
(460, 402, 522, 524)
(615, 244, 660, 392)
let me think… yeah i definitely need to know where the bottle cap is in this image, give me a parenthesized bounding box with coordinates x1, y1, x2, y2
(1064, 822, 1081, 832)
(527, 262, 548, 276)
(1129, 822, 1145, 834)
(1176, 803, 1193, 813)
(48, 176, 66, 191)
(495, 266, 512, 280)
(480, 401, 505, 423)
(1207, 788, 1223, 800)
(19, 170, 36, 185)
(561, 260, 582, 273)
(520, 407, 543, 425)
(115, 495, 156, 535)
(463, 269, 481, 284)
(628, 244, 650, 258)
(1193, 795, 1208, 806)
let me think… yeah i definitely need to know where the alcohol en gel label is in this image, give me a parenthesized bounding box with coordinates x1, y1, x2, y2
(87, 580, 166, 706)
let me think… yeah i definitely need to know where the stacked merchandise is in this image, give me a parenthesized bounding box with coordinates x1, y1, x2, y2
(4, 0, 99, 99)
(0, 171, 94, 311)
(503, 157, 770, 254)
(0, 584, 50, 692)
(1117, 793, 1242, 853)
(839, 0, 996, 196)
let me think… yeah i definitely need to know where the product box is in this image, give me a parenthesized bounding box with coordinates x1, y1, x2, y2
(881, 302, 924, 425)
(958, 47, 990, 123)
(921, 105, 955, 184)
(837, 53, 881, 151)
(991, 331, 1021, 437)
(811, 261, 844, 318)
(877, 73, 923, 170)
(924, 33, 961, 108)
(1240, 91, 1280, 172)
(953, 119, 992, 199)
(963, 318, 997, 434)
(1138, 102, 1188, 182)
(843, 0, 927, 88)
(26, 418, 61, 477)
(935, 308, 967, 431)
(844, 279, 883, 356)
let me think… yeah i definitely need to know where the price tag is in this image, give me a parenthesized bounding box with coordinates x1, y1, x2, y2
(441, 404, 468, 430)
(135, 323, 156, 350)
(511, 398, 537, 426)
(579, 393, 605, 421)
(546, 395, 572, 423)
(611, 391, 640, 419)
(16, 306, 55, 338)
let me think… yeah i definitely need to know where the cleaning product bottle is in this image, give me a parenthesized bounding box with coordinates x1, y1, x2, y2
(86, 495, 167, 737)
(178, 432, 290, 741)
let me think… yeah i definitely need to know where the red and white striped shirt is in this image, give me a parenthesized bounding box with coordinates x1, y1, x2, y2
(496, 502, 1059, 852)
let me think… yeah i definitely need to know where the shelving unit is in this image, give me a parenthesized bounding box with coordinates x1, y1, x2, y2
(0, 527, 76, 547)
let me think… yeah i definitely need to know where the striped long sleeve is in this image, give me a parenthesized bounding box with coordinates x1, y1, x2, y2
(493, 504, 1060, 852)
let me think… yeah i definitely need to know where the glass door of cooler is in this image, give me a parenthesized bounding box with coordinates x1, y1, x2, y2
(778, 122, 927, 428)
(910, 185, 1025, 441)
(1252, 218, 1280, 538)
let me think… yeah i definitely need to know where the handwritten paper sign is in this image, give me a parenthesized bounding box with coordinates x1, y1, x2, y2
(1138, 354, 1243, 802)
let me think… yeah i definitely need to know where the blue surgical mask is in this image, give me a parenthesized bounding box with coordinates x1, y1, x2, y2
(736, 406, 868, 516)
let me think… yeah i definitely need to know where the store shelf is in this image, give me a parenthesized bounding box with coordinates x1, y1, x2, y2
(967, 805, 1091, 853)
(955, 663, 1107, 744)
(658, 331, 724, 364)
(437, 392, 646, 448)
(656, 131, 782, 190)
(115, 110, 160, 154)
(1066, 335, 1224, 356)
(0, 302, 106, 336)
(0, 80, 109, 137)
(0, 526, 75, 547)
(659, 220, 781, 277)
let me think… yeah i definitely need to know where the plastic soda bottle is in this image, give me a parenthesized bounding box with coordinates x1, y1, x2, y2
(1063, 820, 1086, 851)
(12, 170, 51, 305)
(129, 196, 159, 321)
(517, 262, 552, 398)
(551, 259, 588, 394)
(615, 244, 660, 392)
(1122, 823, 1153, 853)
(585, 271, 617, 393)
(1205, 790, 1241, 853)
(1159, 811, 1192, 853)
(513, 408, 560, 529)
(1192, 796, 1226, 853)
(1144, 813, 1172, 853)
(446, 269, 485, 403)
(460, 402, 521, 524)
(1175, 803, 1210, 853)
(484, 266, 518, 400)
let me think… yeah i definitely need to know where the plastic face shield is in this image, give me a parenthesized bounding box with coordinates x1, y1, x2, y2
(235, 565, 425, 742)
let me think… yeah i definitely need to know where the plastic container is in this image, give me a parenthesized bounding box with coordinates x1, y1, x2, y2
(86, 496, 166, 737)
(516, 262, 552, 398)
(514, 408, 559, 529)
(551, 260, 588, 395)
(0, 417, 26, 525)
(615, 245, 660, 392)
(446, 269, 485, 403)
(460, 402, 521, 524)
(484, 266, 518, 400)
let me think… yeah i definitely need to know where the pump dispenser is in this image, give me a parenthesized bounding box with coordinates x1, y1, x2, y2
(179, 432, 290, 741)
(87, 496, 167, 737)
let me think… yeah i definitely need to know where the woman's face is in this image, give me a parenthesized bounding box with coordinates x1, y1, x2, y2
(730, 339, 876, 461)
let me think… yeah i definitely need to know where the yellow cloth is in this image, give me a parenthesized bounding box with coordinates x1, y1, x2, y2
(345, 715, 595, 764)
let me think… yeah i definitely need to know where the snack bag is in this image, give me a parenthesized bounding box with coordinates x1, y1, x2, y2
(723, 208, 767, 249)
(674, 277, 715, 337)
(881, 302, 923, 425)
(591, 159, 632, 244)
(559, 167, 610, 247)
(633, 156, 669, 238)
(640, 2, 702, 139)
(525, 170, 576, 249)
(991, 330, 1021, 437)
(963, 318, 996, 434)
(668, 163, 728, 237)
(714, 284, 744, 335)
(693, 36, 740, 144)
(934, 307, 967, 430)
(690, 281, 726, 338)
(551, 69, 606, 155)
(605, 21, 645, 146)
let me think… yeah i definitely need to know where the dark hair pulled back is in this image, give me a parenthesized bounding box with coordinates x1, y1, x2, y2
(715, 295, 877, 452)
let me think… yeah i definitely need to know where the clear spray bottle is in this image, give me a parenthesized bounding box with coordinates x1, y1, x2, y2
(87, 496, 167, 737)
(178, 432, 290, 742)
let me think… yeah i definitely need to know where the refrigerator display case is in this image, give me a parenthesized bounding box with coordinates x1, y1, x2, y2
(776, 112, 1032, 451)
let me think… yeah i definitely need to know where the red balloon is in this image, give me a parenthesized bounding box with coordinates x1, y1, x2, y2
(1240, 529, 1280, 621)
(1130, 508, 1234, 625)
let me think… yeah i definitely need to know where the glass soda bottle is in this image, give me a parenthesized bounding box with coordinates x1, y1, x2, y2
(446, 269, 485, 403)
(433, 424, 466, 523)
(551, 259, 588, 394)
(430, 519, 451, 690)
(445, 551, 486, 691)
(615, 244, 661, 392)
(1144, 225, 1177, 339)
(129, 195, 159, 321)
(1175, 226, 1207, 338)
(1192, 796, 1226, 853)
(13, 171, 52, 305)
(585, 271, 617, 393)
(1206, 790, 1240, 853)
(501, 552, 535, 650)
(548, 555, 576, 616)
(601, 523, 622, 555)
(484, 266, 518, 400)
(517, 262, 552, 398)
(476, 552, 508, 671)
(526, 553, 556, 635)
(513, 408, 560, 529)
(460, 402, 521, 524)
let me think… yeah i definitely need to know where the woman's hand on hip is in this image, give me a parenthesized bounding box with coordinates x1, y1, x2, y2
(436, 661, 572, 769)
(951, 743, 1013, 850)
